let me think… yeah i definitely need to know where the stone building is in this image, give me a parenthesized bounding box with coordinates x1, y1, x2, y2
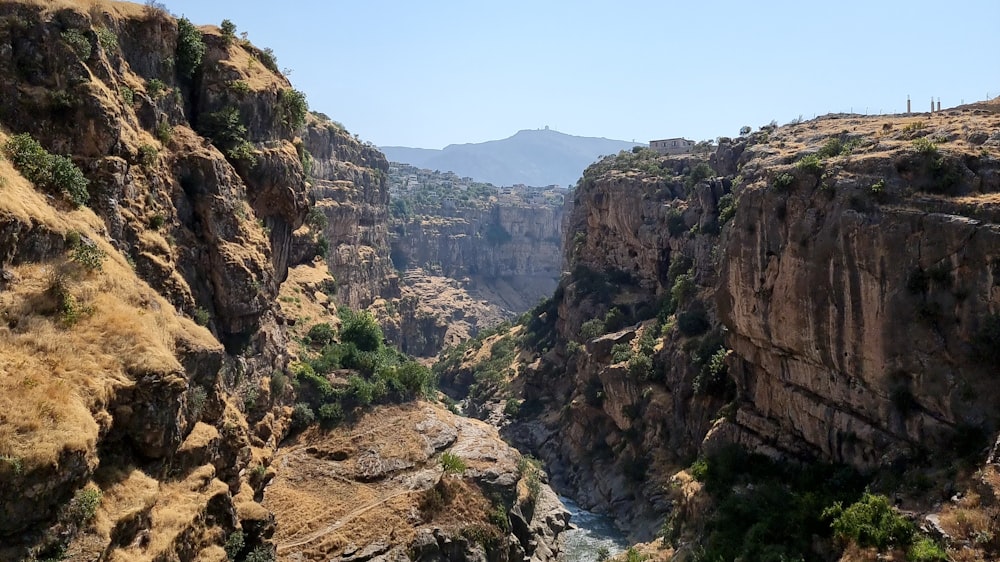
(649, 137, 695, 155)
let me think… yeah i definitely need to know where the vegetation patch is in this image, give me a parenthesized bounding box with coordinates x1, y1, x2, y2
(175, 17, 205, 78)
(3, 133, 89, 206)
(277, 89, 308, 131)
(676, 445, 864, 562)
(293, 309, 435, 428)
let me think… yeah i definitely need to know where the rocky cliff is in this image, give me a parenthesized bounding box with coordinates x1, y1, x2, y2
(301, 116, 398, 310)
(436, 106, 1000, 559)
(0, 2, 568, 561)
(387, 168, 565, 353)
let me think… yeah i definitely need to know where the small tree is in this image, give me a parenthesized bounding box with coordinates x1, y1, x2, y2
(175, 17, 206, 78)
(220, 19, 237, 45)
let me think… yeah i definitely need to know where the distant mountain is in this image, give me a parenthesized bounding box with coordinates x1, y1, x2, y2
(381, 129, 643, 187)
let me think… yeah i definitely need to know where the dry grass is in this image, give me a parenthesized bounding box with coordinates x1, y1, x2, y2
(0, 129, 220, 473)
(266, 403, 502, 560)
(15, 0, 149, 20)
(105, 465, 230, 562)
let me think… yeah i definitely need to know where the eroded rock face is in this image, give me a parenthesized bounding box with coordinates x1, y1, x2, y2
(390, 203, 564, 315)
(715, 114, 1000, 468)
(0, 2, 343, 559)
(304, 118, 399, 309)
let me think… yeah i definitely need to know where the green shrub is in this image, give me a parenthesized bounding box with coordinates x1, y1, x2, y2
(291, 402, 315, 429)
(611, 342, 633, 364)
(338, 309, 383, 352)
(4, 134, 89, 206)
(227, 140, 258, 165)
(717, 193, 736, 224)
(504, 398, 522, 418)
(317, 402, 343, 426)
(671, 272, 696, 309)
(220, 19, 237, 45)
(200, 106, 258, 164)
(48, 155, 90, 206)
(677, 308, 709, 337)
(244, 546, 275, 562)
(72, 240, 106, 271)
(175, 17, 205, 78)
(624, 547, 649, 562)
(95, 26, 118, 52)
(772, 172, 795, 191)
(224, 530, 244, 560)
(906, 537, 947, 561)
(228, 79, 251, 95)
(817, 137, 844, 159)
(277, 88, 308, 131)
(627, 353, 653, 379)
(69, 487, 102, 525)
(306, 207, 328, 231)
(685, 162, 715, 189)
(912, 137, 938, 156)
(156, 121, 173, 144)
(694, 347, 730, 396)
(258, 47, 278, 72)
(796, 154, 823, 175)
(440, 451, 466, 474)
(120, 85, 134, 105)
(146, 78, 166, 97)
(187, 385, 207, 420)
(193, 307, 210, 326)
(269, 371, 287, 396)
(603, 307, 626, 332)
(579, 318, 605, 341)
(61, 29, 92, 59)
(824, 492, 914, 549)
(138, 144, 159, 168)
(306, 322, 335, 346)
(667, 209, 687, 236)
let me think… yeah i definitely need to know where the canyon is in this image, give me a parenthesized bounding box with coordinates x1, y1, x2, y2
(1, 1, 1000, 561)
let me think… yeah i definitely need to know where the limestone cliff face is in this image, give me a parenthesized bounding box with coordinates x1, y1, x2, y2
(391, 202, 563, 316)
(303, 118, 398, 309)
(715, 112, 1000, 468)
(502, 153, 732, 538)
(442, 108, 1000, 543)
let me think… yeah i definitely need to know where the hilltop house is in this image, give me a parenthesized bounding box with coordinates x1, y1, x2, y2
(650, 137, 695, 155)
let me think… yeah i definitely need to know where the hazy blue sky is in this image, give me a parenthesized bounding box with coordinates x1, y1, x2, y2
(162, 0, 999, 148)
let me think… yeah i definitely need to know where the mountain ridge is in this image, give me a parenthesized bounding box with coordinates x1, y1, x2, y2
(381, 128, 642, 187)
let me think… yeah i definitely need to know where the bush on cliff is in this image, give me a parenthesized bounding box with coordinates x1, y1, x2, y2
(683, 445, 865, 562)
(277, 88, 308, 131)
(3, 133, 89, 207)
(175, 17, 205, 78)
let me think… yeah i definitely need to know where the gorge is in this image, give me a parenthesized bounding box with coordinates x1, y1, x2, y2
(0, 2, 999, 562)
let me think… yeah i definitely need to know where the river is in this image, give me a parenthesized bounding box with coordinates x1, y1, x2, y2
(558, 496, 629, 561)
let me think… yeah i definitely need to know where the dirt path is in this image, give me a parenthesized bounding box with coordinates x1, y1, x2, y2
(276, 486, 420, 552)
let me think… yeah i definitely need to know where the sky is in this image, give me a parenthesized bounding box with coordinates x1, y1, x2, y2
(161, 0, 1000, 149)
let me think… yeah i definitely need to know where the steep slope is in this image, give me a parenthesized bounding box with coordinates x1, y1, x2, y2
(0, 2, 571, 561)
(382, 128, 642, 187)
(436, 108, 1000, 560)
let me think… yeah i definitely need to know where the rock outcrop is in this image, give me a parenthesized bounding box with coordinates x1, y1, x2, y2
(303, 117, 399, 310)
(264, 402, 569, 562)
